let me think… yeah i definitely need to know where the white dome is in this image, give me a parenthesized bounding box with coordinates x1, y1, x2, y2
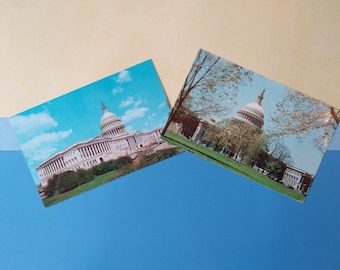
(230, 90, 265, 132)
(243, 102, 264, 118)
(100, 110, 118, 128)
(100, 102, 128, 137)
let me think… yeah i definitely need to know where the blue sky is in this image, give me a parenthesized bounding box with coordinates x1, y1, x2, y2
(10, 60, 171, 184)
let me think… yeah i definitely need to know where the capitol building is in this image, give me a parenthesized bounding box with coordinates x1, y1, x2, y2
(36, 102, 163, 187)
(226, 90, 313, 195)
(181, 89, 314, 195)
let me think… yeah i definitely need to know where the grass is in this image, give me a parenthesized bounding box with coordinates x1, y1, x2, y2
(162, 131, 306, 202)
(42, 170, 118, 207)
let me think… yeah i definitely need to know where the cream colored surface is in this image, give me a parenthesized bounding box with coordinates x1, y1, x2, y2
(1, 0, 340, 116)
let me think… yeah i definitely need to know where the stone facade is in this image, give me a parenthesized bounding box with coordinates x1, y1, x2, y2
(281, 165, 314, 194)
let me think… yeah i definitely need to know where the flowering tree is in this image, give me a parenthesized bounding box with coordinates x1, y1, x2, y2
(268, 89, 340, 152)
(164, 49, 252, 129)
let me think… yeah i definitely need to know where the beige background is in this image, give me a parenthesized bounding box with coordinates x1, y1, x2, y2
(1, 0, 339, 116)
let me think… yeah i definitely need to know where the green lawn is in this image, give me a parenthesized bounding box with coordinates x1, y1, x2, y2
(161, 131, 306, 202)
(42, 170, 118, 207)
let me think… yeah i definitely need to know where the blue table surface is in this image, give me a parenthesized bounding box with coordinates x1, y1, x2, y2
(1, 118, 339, 270)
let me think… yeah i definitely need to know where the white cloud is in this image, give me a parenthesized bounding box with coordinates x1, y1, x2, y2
(134, 99, 143, 107)
(121, 107, 149, 123)
(112, 70, 133, 95)
(112, 86, 123, 95)
(22, 129, 72, 162)
(158, 102, 166, 109)
(22, 130, 72, 151)
(119, 97, 145, 108)
(28, 147, 58, 163)
(148, 113, 156, 120)
(11, 112, 57, 135)
(115, 70, 132, 84)
(119, 96, 135, 108)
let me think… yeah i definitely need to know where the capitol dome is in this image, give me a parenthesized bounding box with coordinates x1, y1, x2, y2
(101, 109, 118, 126)
(100, 102, 128, 137)
(230, 90, 265, 132)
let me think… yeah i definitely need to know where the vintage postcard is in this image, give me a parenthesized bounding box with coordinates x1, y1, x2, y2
(161, 49, 340, 202)
(10, 60, 182, 207)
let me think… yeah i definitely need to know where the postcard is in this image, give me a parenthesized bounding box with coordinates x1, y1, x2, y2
(10, 60, 182, 207)
(161, 49, 340, 202)
(0, 118, 20, 151)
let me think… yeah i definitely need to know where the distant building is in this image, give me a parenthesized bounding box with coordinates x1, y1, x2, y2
(281, 165, 314, 195)
(166, 108, 201, 139)
(36, 102, 164, 186)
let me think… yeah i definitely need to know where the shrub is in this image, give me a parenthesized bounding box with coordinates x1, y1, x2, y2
(139, 148, 180, 168)
(55, 171, 79, 194)
(115, 156, 133, 169)
(117, 164, 136, 177)
(92, 160, 116, 176)
(76, 169, 95, 185)
(44, 175, 58, 198)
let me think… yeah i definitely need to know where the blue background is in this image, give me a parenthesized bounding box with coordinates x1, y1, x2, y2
(1, 118, 340, 269)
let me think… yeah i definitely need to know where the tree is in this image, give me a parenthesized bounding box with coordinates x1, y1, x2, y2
(200, 122, 226, 151)
(44, 175, 58, 198)
(55, 171, 78, 194)
(92, 160, 116, 176)
(266, 137, 293, 165)
(242, 136, 267, 166)
(265, 159, 286, 180)
(269, 88, 340, 152)
(256, 149, 272, 169)
(138, 148, 181, 168)
(223, 123, 261, 161)
(164, 49, 252, 130)
(76, 169, 94, 185)
(115, 156, 133, 169)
